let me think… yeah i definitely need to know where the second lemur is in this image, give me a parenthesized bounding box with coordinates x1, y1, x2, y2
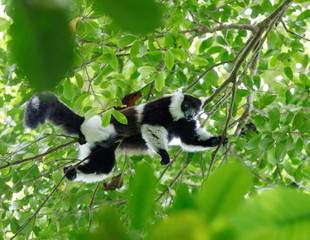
(24, 92, 226, 182)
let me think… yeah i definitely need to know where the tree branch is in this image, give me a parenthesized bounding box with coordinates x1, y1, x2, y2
(281, 20, 310, 42)
(203, 23, 256, 33)
(10, 175, 67, 240)
(157, 156, 192, 201)
(184, 60, 233, 92)
(88, 183, 101, 230)
(0, 140, 77, 170)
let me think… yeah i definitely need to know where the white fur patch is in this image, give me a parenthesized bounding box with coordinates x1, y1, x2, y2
(141, 124, 168, 152)
(135, 104, 145, 123)
(196, 128, 211, 141)
(31, 96, 40, 110)
(78, 142, 94, 160)
(199, 97, 207, 107)
(74, 170, 112, 183)
(181, 143, 207, 152)
(169, 92, 185, 121)
(80, 115, 117, 143)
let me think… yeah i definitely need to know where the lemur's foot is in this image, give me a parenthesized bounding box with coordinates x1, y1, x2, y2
(159, 150, 170, 165)
(64, 166, 77, 180)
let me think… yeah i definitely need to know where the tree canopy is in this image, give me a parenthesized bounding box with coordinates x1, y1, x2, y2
(0, 0, 309, 239)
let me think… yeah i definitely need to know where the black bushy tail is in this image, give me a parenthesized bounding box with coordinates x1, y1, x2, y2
(24, 92, 85, 135)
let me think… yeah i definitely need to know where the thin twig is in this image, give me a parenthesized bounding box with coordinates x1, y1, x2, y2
(10, 175, 67, 240)
(281, 20, 310, 42)
(0, 140, 78, 170)
(206, 69, 238, 177)
(184, 60, 233, 92)
(158, 149, 183, 182)
(157, 156, 192, 201)
(203, 23, 256, 33)
(88, 183, 101, 230)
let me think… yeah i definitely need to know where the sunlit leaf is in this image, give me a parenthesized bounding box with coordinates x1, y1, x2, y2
(234, 188, 310, 240)
(197, 161, 253, 221)
(92, 0, 162, 34)
(112, 109, 128, 125)
(127, 162, 157, 230)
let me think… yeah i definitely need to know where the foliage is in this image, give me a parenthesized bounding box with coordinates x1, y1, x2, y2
(0, 0, 309, 239)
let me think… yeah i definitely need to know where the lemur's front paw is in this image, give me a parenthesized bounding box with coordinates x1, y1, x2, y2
(159, 150, 170, 165)
(64, 166, 77, 180)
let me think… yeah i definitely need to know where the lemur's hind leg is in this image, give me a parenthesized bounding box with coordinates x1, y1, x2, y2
(141, 124, 170, 165)
(64, 143, 116, 183)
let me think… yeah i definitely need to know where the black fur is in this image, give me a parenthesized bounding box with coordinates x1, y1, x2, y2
(118, 135, 148, 152)
(64, 143, 116, 179)
(25, 92, 226, 182)
(141, 96, 173, 126)
(171, 119, 225, 147)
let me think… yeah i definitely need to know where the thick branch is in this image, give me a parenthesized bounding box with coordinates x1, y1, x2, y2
(202, 0, 292, 109)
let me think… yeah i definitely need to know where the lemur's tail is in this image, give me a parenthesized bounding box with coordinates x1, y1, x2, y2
(24, 92, 84, 135)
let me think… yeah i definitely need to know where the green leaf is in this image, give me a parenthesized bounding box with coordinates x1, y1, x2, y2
(268, 107, 280, 130)
(112, 109, 128, 125)
(299, 74, 309, 87)
(75, 73, 84, 89)
(164, 50, 174, 70)
(171, 48, 187, 63)
(199, 37, 214, 53)
(177, 34, 190, 49)
(127, 162, 157, 230)
(203, 69, 218, 87)
(148, 211, 209, 240)
(284, 67, 293, 79)
(197, 161, 253, 221)
(100, 47, 119, 70)
(63, 79, 75, 100)
(76, 19, 100, 41)
(92, 0, 162, 34)
(102, 110, 112, 127)
(75, 206, 129, 240)
(154, 72, 165, 92)
(257, 94, 277, 109)
(170, 184, 195, 212)
(10, 0, 74, 90)
(138, 66, 156, 79)
(234, 188, 310, 240)
(118, 35, 136, 48)
(0, 140, 8, 154)
(292, 111, 310, 132)
(0, 17, 9, 31)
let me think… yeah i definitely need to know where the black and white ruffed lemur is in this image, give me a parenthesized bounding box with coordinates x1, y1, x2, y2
(24, 92, 226, 182)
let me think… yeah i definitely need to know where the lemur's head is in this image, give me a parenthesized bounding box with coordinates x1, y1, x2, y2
(182, 95, 203, 120)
